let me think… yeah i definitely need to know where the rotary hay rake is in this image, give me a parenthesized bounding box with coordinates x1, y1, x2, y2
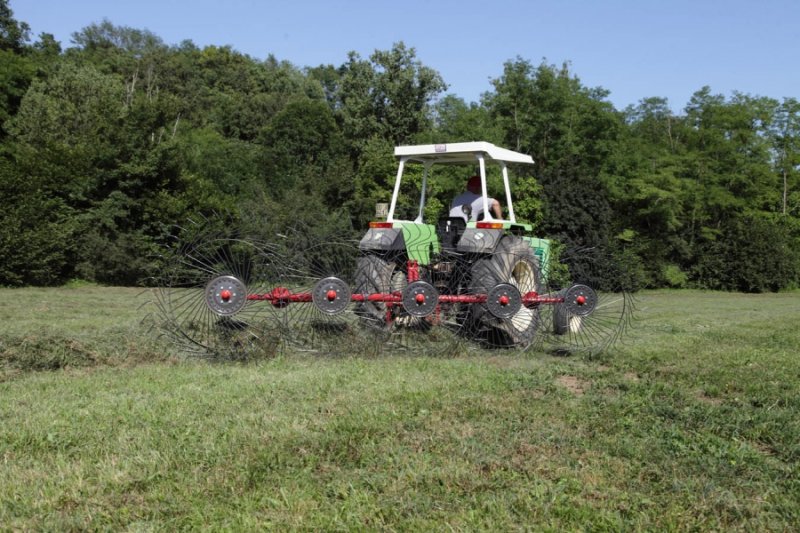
(150, 218, 634, 359)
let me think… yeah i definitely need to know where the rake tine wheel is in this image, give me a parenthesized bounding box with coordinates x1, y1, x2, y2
(151, 218, 285, 359)
(537, 247, 636, 355)
(421, 250, 475, 356)
(277, 233, 382, 356)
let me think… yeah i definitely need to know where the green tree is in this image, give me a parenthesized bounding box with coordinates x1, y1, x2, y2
(614, 88, 798, 290)
(0, 0, 29, 52)
(432, 94, 501, 143)
(771, 97, 800, 216)
(603, 97, 691, 286)
(8, 62, 125, 203)
(684, 89, 777, 212)
(0, 158, 76, 285)
(258, 98, 345, 195)
(486, 59, 620, 245)
(694, 213, 799, 292)
(0, 0, 39, 136)
(7, 60, 222, 284)
(337, 42, 446, 156)
(0, 47, 34, 133)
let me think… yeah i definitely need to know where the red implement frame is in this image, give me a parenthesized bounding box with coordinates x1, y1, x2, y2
(241, 260, 566, 320)
(245, 289, 563, 307)
(243, 260, 566, 309)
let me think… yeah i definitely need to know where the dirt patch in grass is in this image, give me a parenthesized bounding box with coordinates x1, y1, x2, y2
(696, 391, 723, 406)
(556, 375, 589, 396)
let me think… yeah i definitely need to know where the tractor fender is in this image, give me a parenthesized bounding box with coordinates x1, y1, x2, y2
(359, 228, 405, 251)
(456, 229, 504, 254)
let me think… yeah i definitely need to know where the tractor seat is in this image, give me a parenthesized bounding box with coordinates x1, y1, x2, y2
(436, 217, 467, 251)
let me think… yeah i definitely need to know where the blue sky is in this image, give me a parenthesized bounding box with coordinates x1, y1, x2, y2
(10, 0, 800, 112)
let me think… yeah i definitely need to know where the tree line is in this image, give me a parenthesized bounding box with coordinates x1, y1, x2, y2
(1, 2, 798, 291)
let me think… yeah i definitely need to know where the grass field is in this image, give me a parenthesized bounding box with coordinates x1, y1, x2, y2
(1, 286, 799, 530)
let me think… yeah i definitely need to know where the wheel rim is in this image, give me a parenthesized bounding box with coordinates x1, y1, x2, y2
(508, 259, 537, 332)
(566, 314, 583, 333)
(511, 260, 537, 293)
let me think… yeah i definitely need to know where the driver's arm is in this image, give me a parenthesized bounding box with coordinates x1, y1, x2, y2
(490, 199, 502, 219)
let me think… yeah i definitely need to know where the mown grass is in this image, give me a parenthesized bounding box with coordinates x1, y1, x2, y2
(0, 286, 170, 377)
(1, 287, 798, 530)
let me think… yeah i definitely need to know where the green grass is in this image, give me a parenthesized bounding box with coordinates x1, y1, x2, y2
(1, 288, 799, 530)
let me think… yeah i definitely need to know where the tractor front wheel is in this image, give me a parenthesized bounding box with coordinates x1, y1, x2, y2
(554, 301, 583, 335)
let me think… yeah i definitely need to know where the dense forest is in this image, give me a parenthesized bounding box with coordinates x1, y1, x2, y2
(1, 2, 798, 291)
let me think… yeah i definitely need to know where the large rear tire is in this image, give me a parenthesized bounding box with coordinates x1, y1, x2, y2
(468, 236, 542, 347)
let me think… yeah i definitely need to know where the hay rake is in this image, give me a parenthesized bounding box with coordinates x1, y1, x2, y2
(150, 220, 633, 358)
(150, 142, 634, 358)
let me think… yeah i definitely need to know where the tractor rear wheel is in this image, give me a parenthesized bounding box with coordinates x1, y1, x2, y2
(468, 236, 541, 347)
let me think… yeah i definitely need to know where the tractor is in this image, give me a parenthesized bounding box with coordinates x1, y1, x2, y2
(351, 141, 591, 346)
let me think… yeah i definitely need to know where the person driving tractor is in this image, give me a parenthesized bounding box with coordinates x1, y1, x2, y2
(449, 175, 502, 222)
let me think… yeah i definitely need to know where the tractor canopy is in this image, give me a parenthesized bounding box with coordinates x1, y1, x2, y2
(361, 141, 547, 268)
(394, 142, 534, 165)
(385, 142, 535, 226)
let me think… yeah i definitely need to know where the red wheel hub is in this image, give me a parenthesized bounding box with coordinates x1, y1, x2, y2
(576, 295, 587, 305)
(499, 295, 510, 306)
(220, 289, 232, 301)
(415, 293, 426, 304)
(326, 289, 338, 301)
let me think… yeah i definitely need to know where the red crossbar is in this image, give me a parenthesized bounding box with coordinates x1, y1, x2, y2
(246, 288, 564, 307)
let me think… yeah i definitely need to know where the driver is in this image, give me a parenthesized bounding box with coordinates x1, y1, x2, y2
(449, 175, 502, 222)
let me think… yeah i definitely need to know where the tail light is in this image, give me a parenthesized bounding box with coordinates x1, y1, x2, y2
(475, 222, 504, 229)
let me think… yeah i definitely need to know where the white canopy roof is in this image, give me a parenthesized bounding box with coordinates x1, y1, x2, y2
(394, 141, 534, 165)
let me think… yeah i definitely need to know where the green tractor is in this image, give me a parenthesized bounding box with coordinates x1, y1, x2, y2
(354, 141, 580, 347)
